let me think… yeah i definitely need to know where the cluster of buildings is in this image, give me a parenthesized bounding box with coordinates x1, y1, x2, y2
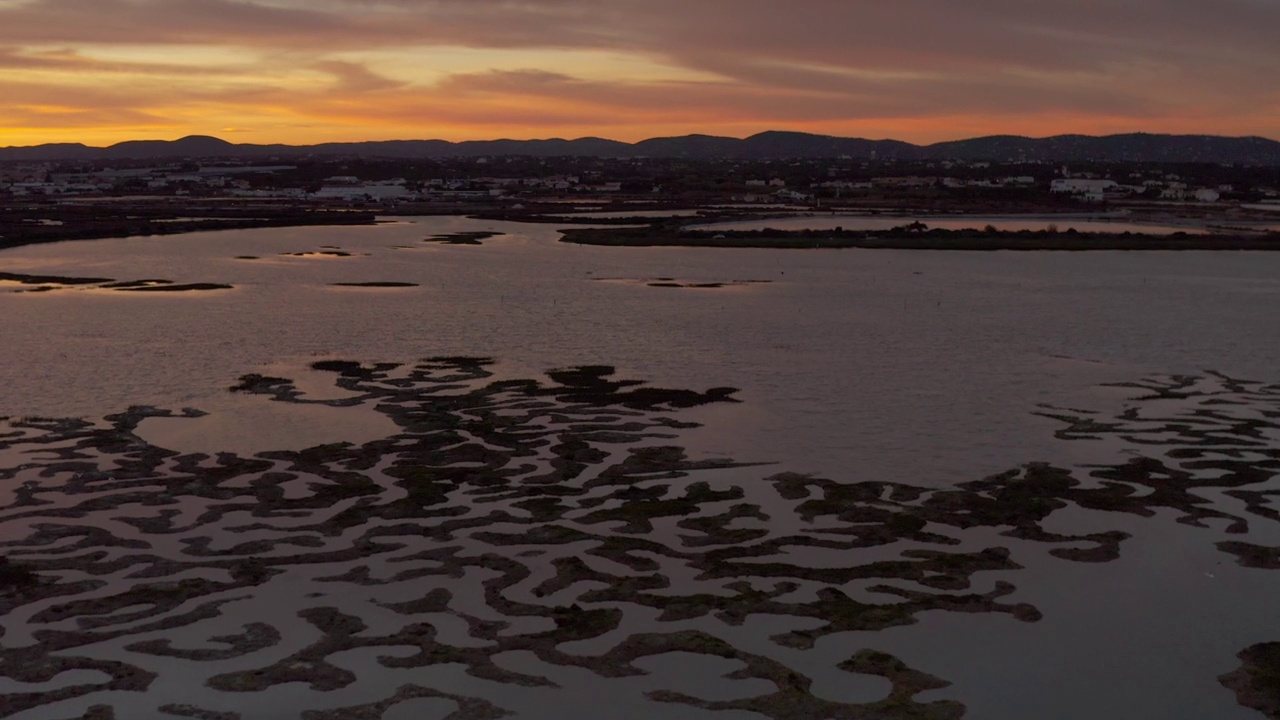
(1047, 167, 1231, 203)
(2, 158, 1276, 208)
(0, 164, 300, 198)
(0, 164, 626, 203)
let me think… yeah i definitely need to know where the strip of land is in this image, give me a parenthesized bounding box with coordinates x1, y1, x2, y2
(0, 203, 377, 251)
(559, 223, 1280, 251)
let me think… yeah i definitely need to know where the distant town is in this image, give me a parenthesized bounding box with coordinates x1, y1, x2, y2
(2, 140, 1279, 249)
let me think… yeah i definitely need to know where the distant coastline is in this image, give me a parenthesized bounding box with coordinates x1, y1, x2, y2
(0, 207, 376, 251)
(558, 223, 1280, 251)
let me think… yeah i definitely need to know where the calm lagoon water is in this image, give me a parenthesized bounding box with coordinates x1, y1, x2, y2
(1, 216, 1278, 719)
(1, 217, 1275, 479)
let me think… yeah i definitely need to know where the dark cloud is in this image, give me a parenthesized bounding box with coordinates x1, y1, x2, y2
(434, 65, 1168, 122)
(0, 0, 1275, 141)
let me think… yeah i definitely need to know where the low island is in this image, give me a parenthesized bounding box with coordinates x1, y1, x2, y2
(0, 203, 377, 251)
(558, 221, 1280, 251)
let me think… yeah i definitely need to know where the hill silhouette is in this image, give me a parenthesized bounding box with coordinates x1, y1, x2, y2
(3, 131, 1279, 165)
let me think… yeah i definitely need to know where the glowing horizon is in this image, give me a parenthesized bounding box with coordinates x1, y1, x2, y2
(2, 1, 1277, 148)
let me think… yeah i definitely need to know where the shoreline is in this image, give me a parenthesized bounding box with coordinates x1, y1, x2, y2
(4, 203, 1278, 253)
(558, 224, 1280, 251)
(0, 208, 378, 252)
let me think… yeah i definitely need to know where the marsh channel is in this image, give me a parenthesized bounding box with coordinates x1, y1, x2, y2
(0, 216, 1278, 720)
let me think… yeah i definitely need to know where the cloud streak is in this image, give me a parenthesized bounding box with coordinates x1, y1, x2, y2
(0, 0, 1275, 145)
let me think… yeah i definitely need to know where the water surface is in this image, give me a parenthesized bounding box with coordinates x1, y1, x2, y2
(1, 217, 1278, 720)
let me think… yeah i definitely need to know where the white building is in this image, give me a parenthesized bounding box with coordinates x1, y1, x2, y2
(1050, 179, 1117, 194)
(312, 181, 411, 201)
(775, 189, 812, 202)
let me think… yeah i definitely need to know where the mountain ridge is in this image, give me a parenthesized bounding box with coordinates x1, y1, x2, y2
(3, 131, 1279, 165)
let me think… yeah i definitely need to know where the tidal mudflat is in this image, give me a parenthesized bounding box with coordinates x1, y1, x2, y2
(559, 223, 1279, 250)
(0, 359, 1277, 720)
(282, 251, 359, 258)
(591, 277, 773, 290)
(427, 232, 506, 246)
(1, 271, 233, 294)
(2, 216, 1279, 719)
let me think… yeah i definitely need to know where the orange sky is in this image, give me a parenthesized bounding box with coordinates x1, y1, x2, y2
(1, 0, 1277, 147)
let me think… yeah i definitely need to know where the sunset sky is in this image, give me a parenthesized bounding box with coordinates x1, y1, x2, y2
(1, 0, 1277, 147)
